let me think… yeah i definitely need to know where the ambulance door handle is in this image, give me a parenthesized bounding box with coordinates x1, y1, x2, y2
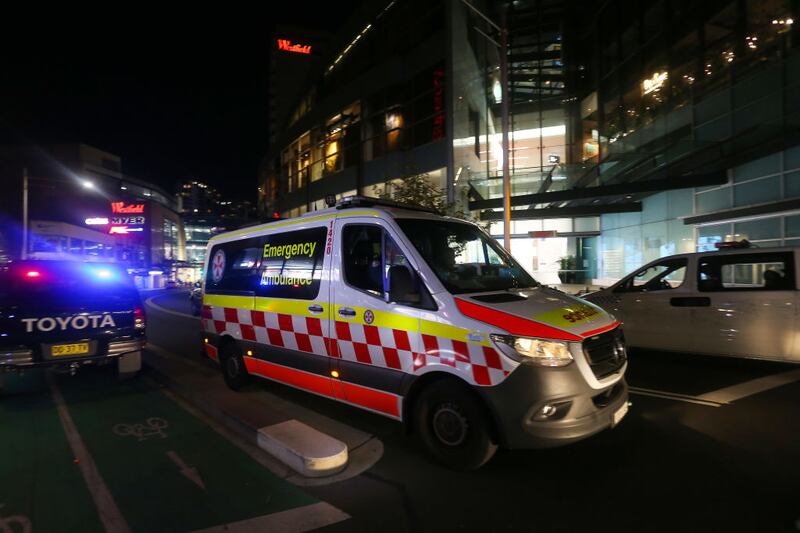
(308, 304, 324, 314)
(338, 307, 356, 317)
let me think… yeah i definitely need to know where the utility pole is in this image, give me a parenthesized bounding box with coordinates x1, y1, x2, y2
(22, 167, 28, 260)
(499, 5, 511, 250)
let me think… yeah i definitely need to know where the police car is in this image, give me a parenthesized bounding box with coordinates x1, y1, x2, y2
(584, 240, 800, 362)
(200, 197, 628, 469)
(0, 260, 145, 384)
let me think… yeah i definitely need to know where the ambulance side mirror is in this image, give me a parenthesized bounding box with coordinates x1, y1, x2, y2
(387, 265, 420, 305)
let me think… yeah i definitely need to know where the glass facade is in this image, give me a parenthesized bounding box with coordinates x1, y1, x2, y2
(261, 0, 800, 288)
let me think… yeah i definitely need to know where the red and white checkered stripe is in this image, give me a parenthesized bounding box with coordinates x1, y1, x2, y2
(333, 320, 414, 372)
(417, 334, 511, 386)
(203, 305, 329, 356)
(202, 305, 513, 386)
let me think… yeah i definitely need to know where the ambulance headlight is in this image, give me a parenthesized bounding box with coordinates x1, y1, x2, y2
(490, 334, 574, 367)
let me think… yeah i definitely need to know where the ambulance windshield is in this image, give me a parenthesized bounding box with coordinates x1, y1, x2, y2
(396, 219, 539, 294)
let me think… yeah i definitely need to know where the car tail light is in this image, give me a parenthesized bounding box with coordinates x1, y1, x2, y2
(134, 306, 145, 329)
(25, 270, 41, 278)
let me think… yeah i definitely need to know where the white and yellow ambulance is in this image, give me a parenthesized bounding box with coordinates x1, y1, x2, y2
(201, 197, 628, 469)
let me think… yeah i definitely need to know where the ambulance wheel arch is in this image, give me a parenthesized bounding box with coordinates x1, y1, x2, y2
(218, 335, 249, 390)
(408, 374, 499, 470)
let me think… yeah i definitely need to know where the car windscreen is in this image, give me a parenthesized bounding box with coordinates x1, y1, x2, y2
(395, 219, 539, 294)
(0, 262, 139, 308)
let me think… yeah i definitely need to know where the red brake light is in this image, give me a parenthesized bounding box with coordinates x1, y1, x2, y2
(25, 270, 41, 278)
(134, 307, 145, 329)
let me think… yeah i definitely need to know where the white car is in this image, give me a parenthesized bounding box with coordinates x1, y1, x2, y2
(584, 243, 798, 362)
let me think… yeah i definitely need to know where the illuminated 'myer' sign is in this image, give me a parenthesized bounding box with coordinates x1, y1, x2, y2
(277, 39, 312, 54)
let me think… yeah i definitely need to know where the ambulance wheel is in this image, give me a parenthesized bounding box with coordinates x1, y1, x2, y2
(220, 342, 248, 390)
(414, 379, 498, 470)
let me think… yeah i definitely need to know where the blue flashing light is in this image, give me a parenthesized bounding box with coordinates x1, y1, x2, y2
(95, 268, 114, 279)
(83, 265, 117, 281)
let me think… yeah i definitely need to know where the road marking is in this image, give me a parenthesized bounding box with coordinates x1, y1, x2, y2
(190, 501, 349, 533)
(113, 417, 169, 441)
(166, 451, 206, 490)
(697, 368, 800, 404)
(145, 296, 198, 320)
(0, 504, 31, 533)
(48, 374, 132, 533)
(628, 386, 724, 407)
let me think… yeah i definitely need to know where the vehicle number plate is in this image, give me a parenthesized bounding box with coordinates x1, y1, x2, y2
(51, 343, 90, 356)
(612, 402, 628, 427)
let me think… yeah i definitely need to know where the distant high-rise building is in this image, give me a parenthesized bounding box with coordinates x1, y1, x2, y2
(176, 180, 222, 214)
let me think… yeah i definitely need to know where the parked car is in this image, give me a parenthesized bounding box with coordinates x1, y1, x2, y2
(584, 241, 799, 362)
(0, 260, 145, 387)
(190, 282, 202, 316)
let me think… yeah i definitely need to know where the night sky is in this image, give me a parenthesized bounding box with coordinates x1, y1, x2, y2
(1, 7, 358, 201)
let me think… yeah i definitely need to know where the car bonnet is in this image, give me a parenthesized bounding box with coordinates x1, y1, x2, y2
(454, 286, 620, 342)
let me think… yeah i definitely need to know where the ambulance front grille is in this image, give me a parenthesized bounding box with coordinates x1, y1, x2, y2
(582, 328, 626, 379)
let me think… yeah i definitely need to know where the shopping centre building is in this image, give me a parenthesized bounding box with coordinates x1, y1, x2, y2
(260, 0, 800, 285)
(0, 143, 187, 287)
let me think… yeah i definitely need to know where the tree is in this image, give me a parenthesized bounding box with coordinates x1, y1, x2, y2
(373, 171, 489, 230)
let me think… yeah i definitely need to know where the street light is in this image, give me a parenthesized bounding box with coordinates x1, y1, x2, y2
(82, 180, 95, 189)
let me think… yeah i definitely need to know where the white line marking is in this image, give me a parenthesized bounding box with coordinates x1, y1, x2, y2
(48, 374, 132, 533)
(145, 296, 199, 320)
(697, 368, 800, 404)
(0, 504, 31, 533)
(628, 386, 724, 407)
(190, 501, 349, 533)
(166, 451, 206, 490)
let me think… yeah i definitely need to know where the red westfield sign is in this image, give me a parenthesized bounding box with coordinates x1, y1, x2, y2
(277, 39, 312, 54)
(111, 202, 145, 214)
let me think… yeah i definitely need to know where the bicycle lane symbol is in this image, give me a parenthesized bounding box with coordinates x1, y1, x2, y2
(0, 504, 31, 533)
(112, 417, 169, 441)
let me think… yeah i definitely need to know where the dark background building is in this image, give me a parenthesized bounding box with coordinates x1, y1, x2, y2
(260, 0, 800, 286)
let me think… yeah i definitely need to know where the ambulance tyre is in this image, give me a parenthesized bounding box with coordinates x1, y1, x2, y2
(220, 341, 249, 390)
(414, 379, 498, 470)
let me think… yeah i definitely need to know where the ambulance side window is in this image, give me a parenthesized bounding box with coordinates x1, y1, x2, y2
(342, 224, 434, 309)
(206, 238, 262, 293)
(256, 227, 327, 300)
(342, 225, 383, 296)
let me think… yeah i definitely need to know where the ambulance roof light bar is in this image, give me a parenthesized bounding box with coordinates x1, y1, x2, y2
(715, 239, 752, 249)
(335, 195, 438, 214)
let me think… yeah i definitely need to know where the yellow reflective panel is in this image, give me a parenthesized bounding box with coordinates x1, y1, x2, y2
(203, 294, 255, 310)
(533, 304, 605, 329)
(255, 298, 327, 318)
(420, 320, 491, 347)
(333, 304, 418, 332)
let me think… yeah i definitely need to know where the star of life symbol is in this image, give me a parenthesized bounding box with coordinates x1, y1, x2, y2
(212, 249, 226, 283)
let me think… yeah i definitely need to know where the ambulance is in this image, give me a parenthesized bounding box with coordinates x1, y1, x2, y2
(200, 197, 628, 469)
